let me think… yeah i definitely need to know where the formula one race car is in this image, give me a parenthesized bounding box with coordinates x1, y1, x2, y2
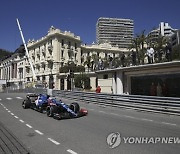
(46, 98, 88, 120)
(22, 93, 49, 112)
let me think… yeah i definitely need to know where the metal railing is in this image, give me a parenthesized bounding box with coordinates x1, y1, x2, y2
(2, 87, 180, 116)
(53, 90, 180, 116)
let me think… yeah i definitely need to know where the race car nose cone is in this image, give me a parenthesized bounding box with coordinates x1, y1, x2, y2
(80, 108, 88, 115)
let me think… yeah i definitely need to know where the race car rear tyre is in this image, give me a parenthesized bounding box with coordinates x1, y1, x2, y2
(22, 99, 31, 109)
(69, 102, 80, 113)
(47, 106, 54, 117)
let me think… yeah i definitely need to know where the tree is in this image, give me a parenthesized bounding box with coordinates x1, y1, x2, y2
(59, 62, 85, 73)
(129, 30, 146, 65)
(172, 44, 180, 60)
(74, 73, 91, 90)
(0, 49, 12, 61)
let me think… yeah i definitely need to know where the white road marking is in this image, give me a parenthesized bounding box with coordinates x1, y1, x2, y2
(110, 113, 119, 116)
(99, 110, 106, 113)
(141, 118, 153, 122)
(16, 97, 23, 99)
(6, 98, 12, 100)
(67, 149, 78, 154)
(14, 116, 19, 119)
(5, 108, 8, 110)
(10, 113, 14, 115)
(19, 119, 24, 123)
(26, 124, 33, 128)
(8, 110, 11, 113)
(47, 138, 60, 145)
(35, 130, 44, 135)
(0, 99, 1, 101)
(123, 115, 135, 119)
(161, 122, 177, 126)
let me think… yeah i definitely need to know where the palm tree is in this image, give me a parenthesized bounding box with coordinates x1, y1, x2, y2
(133, 30, 147, 65)
(153, 35, 167, 62)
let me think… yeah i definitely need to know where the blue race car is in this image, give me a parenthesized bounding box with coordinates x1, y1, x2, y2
(46, 98, 88, 119)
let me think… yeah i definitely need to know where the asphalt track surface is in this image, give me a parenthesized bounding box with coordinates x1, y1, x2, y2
(0, 93, 180, 154)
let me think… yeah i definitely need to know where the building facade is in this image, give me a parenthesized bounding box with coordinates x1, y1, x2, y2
(0, 46, 26, 89)
(171, 30, 180, 46)
(26, 26, 82, 90)
(25, 26, 127, 91)
(97, 61, 180, 97)
(96, 17, 134, 48)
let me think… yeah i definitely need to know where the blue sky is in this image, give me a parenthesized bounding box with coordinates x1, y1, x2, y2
(1, 0, 180, 52)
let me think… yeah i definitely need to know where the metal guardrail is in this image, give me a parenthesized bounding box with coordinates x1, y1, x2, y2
(3, 88, 180, 116)
(53, 90, 180, 116)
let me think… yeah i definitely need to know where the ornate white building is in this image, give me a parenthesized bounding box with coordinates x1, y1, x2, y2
(0, 47, 26, 89)
(0, 26, 128, 91)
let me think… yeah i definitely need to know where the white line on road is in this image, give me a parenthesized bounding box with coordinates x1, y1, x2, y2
(10, 113, 14, 115)
(8, 110, 11, 113)
(5, 108, 8, 111)
(6, 98, 12, 100)
(47, 138, 60, 145)
(110, 113, 119, 116)
(161, 122, 177, 126)
(26, 124, 33, 128)
(14, 116, 19, 119)
(99, 110, 106, 113)
(35, 130, 44, 135)
(141, 118, 153, 122)
(67, 149, 78, 154)
(0, 99, 1, 101)
(16, 97, 23, 99)
(123, 115, 136, 119)
(19, 119, 24, 123)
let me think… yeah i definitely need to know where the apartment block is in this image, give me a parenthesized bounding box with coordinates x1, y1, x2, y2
(96, 17, 134, 48)
(147, 22, 177, 44)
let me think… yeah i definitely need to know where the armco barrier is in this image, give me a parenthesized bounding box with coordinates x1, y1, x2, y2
(53, 90, 180, 116)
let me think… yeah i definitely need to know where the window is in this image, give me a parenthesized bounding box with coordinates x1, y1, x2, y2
(68, 41, 71, 49)
(61, 50, 64, 57)
(62, 39, 64, 46)
(103, 74, 108, 79)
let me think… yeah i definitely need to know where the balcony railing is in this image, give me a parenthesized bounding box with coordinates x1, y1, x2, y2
(46, 55, 53, 61)
(36, 50, 40, 55)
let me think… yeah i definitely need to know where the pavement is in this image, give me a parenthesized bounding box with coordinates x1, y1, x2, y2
(0, 121, 32, 154)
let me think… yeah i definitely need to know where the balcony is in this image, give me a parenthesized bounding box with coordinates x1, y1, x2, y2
(40, 57, 45, 62)
(46, 55, 53, 62)
(36, 50, 40, 56)
(61, 57, 65, 61)
(35, 59, 40, 64)
(25, 63, 30, 68)
(41, 48, 46, 53)
(32, 52, 35, 57)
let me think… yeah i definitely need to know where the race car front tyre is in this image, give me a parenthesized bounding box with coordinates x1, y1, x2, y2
(47, 106, 54, 117)
(69, 102, 80, 113)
